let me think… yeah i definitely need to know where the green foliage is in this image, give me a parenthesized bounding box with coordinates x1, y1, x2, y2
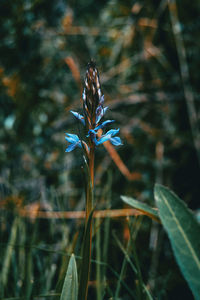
(60, 254, 78, 300)
(78, 210, 94, 300)
(121, 196, 160, 222)
(0, 0, 200, 298)
(121, 185, 200, 298)
(155, 184, 200, 299)
(1, 217, 19, 289)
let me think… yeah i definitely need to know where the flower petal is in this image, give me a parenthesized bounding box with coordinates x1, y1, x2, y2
(96, 106, 108, 124)
(65, 142, 78, 152)
(97, 133, 112, 145)
(70, 111, 85, 125)
(103, 128, 120, 136)
(94, 120, 115, 131)
(88, 129, 98, 145)
(96, 128, 120, 145)
(82, 89, 86, 101)
(99, 95, 104, 105)
(110, 136, 122, 146)
(65, 133, 80, 143)
(97, 136, 109, 144)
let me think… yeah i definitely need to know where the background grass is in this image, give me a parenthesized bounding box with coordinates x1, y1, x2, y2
(0, 0, 199, 299)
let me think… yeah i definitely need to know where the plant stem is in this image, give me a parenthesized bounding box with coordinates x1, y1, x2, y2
(80, 143, 94, 300)
(86, 144, 95, 221)
(89, 145, 95, 188)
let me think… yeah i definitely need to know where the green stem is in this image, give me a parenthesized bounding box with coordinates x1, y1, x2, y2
(79, 143, 94, 300)
(89, 144, 95, 189)
(86, 144, 94, 221)
(78, 210, 94, 300)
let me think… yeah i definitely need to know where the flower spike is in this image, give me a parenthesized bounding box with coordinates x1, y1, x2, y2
(65, 61, 122, 154)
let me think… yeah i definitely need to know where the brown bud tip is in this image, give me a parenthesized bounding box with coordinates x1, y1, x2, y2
(84, 60, 102, 123)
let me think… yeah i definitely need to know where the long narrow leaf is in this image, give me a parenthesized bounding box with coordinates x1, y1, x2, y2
(60, 254, 78, 300)
(155, 184, 200, 299)
(78, 209, 94, 300)
(1, 217, 19, 288)
(121, 196, 160, 222)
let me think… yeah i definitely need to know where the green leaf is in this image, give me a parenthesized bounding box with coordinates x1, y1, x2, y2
(121, 196, 160, 222)
(60, 254, 78, 300)
(78, 209, 94, 300)
(154, 184, 200, 299)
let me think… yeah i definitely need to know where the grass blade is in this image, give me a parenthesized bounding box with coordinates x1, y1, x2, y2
(60, 253, 78, 300)
(96, 217, 102, 300)
(78, 209, 94, 300)
(155, 184, 200, 299)
(1, 216, 19, 296)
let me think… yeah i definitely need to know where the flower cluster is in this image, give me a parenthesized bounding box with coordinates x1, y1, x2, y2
(65, 61, 122, 153)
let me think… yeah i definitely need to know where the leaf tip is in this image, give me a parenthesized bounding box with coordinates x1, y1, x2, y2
(154, 183, 167, 204)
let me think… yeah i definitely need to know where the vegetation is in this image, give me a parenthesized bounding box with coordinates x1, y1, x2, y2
(0, 0, 200, 299)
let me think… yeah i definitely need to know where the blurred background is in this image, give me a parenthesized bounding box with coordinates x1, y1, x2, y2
(0, 0, 199, 299)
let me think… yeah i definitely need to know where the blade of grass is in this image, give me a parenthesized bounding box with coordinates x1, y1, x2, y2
(114, 217, 142, 298)
(168, 0, 200, 165)
(1, 216, 19, 297)
(24, 218, 38, 299)
(128, 219, 153, 300)
(45, 264, 57, 295)
(112, 230, 137, 299)
(91, 258, 134, 297)
(78, 209, 94, 300)
(55, 225, 71, 293)
(113, 222, 153, 300)
(96, 217, 102, 300)
(102, 172, 112, 298)
(60, 253, 78, 300)
(18, 218, 26, 292)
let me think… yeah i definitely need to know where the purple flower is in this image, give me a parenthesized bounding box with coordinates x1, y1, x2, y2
(65, 133, 82, 152)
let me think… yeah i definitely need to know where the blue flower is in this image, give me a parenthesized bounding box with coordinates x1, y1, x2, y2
(70, 111, 85, 125)
(88, 128, 122, 146)
(65, 133, 82, 152)
(93, 120, 115, 131)
(98, 129, 122, 146)
(96, 106, 108, 124)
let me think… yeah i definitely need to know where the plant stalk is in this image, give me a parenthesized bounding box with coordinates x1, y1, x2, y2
(86, 144, 94, 221)
(79, 143, 94, 300)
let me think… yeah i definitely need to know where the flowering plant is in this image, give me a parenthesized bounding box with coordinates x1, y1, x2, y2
(65, 61, 122, 299)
